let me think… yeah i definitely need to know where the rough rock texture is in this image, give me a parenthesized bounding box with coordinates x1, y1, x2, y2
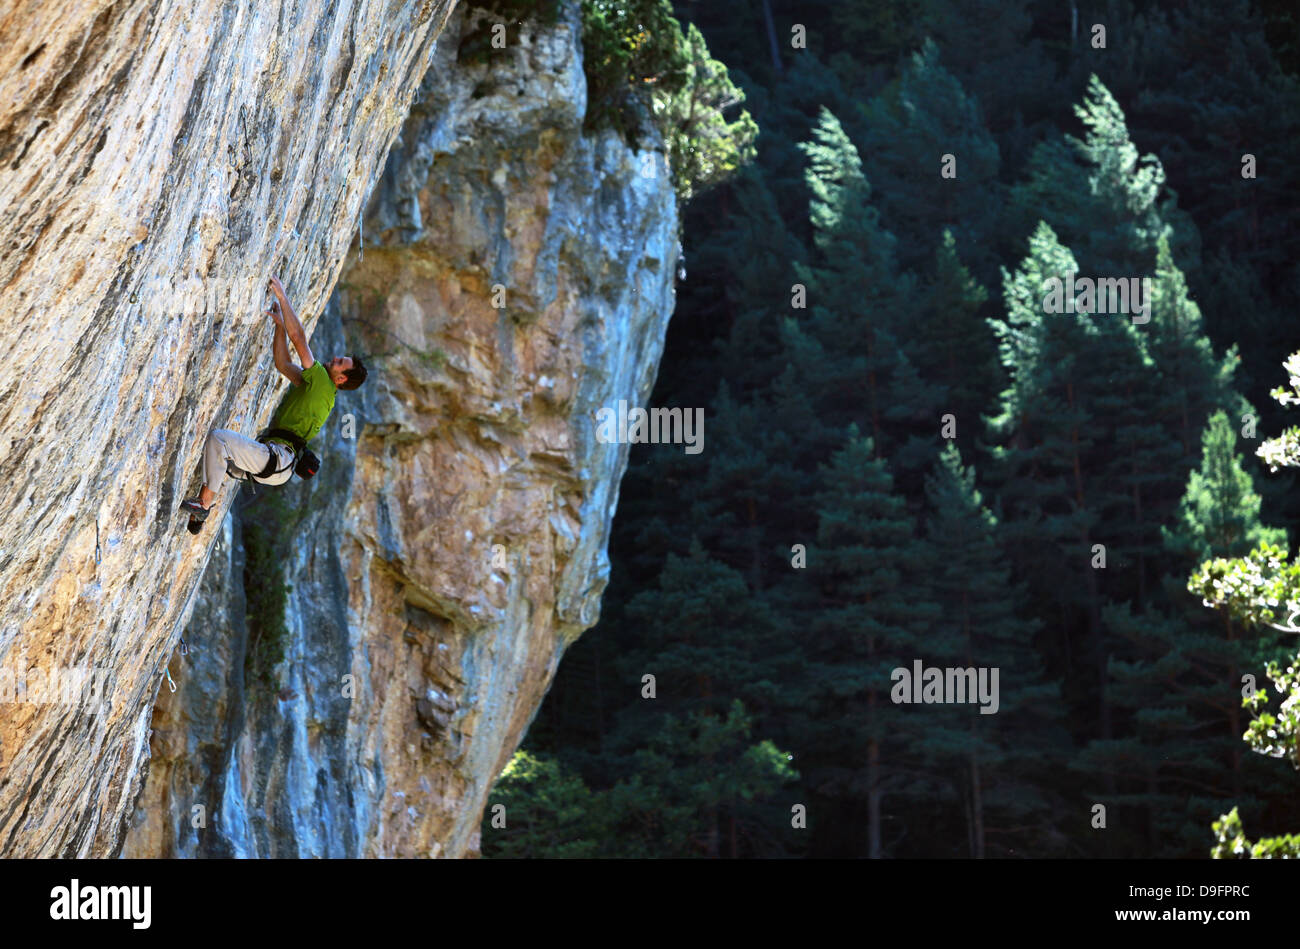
(120, 3, 679, 858)
(0, 0, 460, 857)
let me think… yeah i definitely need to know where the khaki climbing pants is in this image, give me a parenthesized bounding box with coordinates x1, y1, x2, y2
(203, 428, 294, 493)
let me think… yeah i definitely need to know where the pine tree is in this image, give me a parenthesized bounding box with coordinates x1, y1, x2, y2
(1081, 412, 1291, 856)
(480, 751, 606, 858)
(1095, 0, 1300, 287)
(993, 80, 1246, 775)
(618, 539, 782, 724)
(858, 39, 1003, 278)
(915, 0, 1061, 152)
(483, 706, 799, 859)
(607, 701, 798, 858)
(792, 107, 944, 476)
(1009, 75, 1200, 280)
(921, 443, 1065, 857)
(913, 230, 996, 439)
(1087, 0, 1300, 535)
(986, 222, 1150, 757)
(1102, 233, 1236, 612)
(706, 167, 810, 397)
(808, 428, 941, 857)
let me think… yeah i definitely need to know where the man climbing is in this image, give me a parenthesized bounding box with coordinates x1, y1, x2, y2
(179, 275, 367, 531)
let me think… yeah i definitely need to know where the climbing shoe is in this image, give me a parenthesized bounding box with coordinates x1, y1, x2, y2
(179, 498, 210, 521)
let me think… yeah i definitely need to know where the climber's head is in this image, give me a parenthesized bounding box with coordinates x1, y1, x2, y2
(327, 355, 368, 391)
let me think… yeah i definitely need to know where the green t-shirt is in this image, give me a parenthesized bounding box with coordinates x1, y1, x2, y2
(268, 362, 336, 445)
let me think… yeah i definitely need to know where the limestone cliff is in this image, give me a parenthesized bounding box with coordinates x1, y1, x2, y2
(119, 3, 679, 857)
(0, 0, 467, 858)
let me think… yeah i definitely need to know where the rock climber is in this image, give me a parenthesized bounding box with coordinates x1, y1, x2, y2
(179, 275, 367, 531)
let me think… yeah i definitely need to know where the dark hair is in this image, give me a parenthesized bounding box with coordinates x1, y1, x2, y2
(339, 355, 367, 391)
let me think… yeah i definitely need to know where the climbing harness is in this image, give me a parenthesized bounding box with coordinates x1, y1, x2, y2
(256, 427, 320, 481)
(226, 428, 318, 496)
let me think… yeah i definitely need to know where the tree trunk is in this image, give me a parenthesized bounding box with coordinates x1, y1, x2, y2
(761, 0, 784, 74)
(963, 781, 975, 857)
(868, 690, 882, 858)
(1133, 479, 1145, 611)
(1146, 764, 1158, 850)
(1066, 381, 1112, 759)
(868, 366, 882, 450)
(964, 595, 984, 858)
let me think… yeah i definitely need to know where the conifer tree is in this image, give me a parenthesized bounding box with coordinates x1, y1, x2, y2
(1104, 234, 1237, 610)
(1010, 75, 1200, 279)
(1097, 0, 1300, 288)
(915, 0, 1060, 151)
(808, 428, 941, 857)
(858, 40, 1002, 278)
(921, 443, 1064, 857)
(618, 538, 782, 723)
(792, 107, 943, 476)
(914, 230, 996, 438)
(1082, 412, 1290, 856)
(986, 222, 1149, 751)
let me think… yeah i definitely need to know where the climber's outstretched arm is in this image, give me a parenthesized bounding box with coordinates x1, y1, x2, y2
(271, 317, 304, 386)
(268, 275, 314, 371)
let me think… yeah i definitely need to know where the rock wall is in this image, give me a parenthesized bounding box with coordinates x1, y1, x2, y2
(0, 0, 460, 858)
(120, 3, 679, 858)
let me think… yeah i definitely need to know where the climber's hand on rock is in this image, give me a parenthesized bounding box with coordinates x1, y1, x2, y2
(268, 275, 285, 300)
(265, 302, 283, 326)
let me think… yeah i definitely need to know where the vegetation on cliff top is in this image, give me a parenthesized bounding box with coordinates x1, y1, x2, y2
(459, 0, 756, 202)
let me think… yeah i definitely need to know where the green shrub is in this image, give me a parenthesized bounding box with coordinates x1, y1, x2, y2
(652, 20, 758, 202)
(579, 0, 688, 138)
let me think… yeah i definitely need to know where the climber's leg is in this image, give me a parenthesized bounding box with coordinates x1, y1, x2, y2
(180, 428, 274, 520)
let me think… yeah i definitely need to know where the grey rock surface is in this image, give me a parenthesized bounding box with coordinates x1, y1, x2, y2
(121, 2, 679, 858)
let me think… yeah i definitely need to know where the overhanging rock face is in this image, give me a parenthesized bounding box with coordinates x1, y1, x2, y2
(120, 3, 679, 857)
(0, 0, 457, 857)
